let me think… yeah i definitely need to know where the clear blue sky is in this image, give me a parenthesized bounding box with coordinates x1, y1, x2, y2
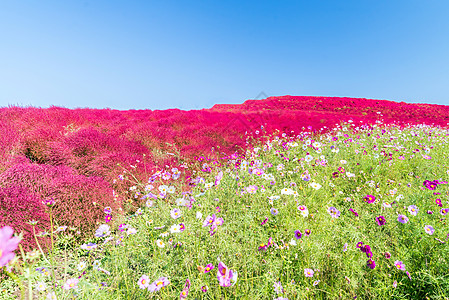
(1, 1, 449, 110)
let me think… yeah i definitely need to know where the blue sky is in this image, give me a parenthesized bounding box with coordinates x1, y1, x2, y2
(1, 1, 449, 110)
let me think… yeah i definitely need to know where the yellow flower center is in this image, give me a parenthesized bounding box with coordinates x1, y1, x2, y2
(205, 267, 210, 271)
(69, 283, 75, 288)
(141, 279, 146, 285)
(157, 281, 163, 286)
(260, 243, 265, 247)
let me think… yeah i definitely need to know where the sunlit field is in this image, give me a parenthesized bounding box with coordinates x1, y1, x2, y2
(2, 117, 449, 299)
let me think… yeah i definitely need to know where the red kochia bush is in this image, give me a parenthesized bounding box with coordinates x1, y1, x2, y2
(0, 185, 50, 252)
(0, 162, 121, 239)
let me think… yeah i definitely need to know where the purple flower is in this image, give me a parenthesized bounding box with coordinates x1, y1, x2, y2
(304, 229, 311, 236)
(104, 206, 112, 214)
(328, 207, 341, 218)
(0, 226, 20, 267)
(273, 281, 284, 294)
(394, 260, 405, 271)
(201, 285, 208, 292)
(304, 268, 314, 277)
(436, 199, 443, 207)
(384, 252, 391, 259)
(440, 208, 449, 216)
(362, 245, 373, 258)
(408, 205, 419, 216)
(261, 218, 268, 226)
(349, 208, 359, 217)
(294, 230, 302, 239)
(424, 225, 435, 235)
(203, 214, 216, 227)
(270, 208, 279, 216)
(217, 262, 234, 287)
(397, 214, 409, 224)
(313, 280, 320, 286)
(148, 277, 170, 292)
(94, 224, 110, 238)
(364, 195, 376, 204)
(367, 259, 376, 269)
(356, 242, 364, 249)
(376, 216, 386, 226)
(343, 243, 348, 252)
(171, 208, 182, 219)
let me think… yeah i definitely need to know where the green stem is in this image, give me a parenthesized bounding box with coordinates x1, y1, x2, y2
(32, 225, 51, 265)
(5, 269, 25, 300)
(28, 268, 32, 300)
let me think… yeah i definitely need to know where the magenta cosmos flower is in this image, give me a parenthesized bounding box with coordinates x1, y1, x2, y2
(376, 216, 386, 226)
(367, 259, 376, 269)
(217, 262, 234, 287)
(179, 279, 191, 299)
(364, 195, 376, 204)
(0, 226, 21, 267)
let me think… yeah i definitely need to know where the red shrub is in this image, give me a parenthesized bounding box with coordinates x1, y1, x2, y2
(0, 185, 50, 252)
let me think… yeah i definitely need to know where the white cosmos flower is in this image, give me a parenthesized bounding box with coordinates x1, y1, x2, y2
(156, 239, 165, 248)
(309, 182, 322, 190)
(77, 261, 87, 271)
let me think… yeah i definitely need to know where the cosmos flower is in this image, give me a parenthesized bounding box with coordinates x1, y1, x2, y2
(170, 208, 182, 219)
(294, 230, 302, 239)
(217, 262, 234, 287)
(204, 264, 214, 273)
(343, 243, 348, 252)
(376, 216, 386, 226)
(328, 207, 341, 218)
(270, 208, 279, 216)
(424, 225, 435, 235)
(138, 275, 150, 289)
(273, 281, 284, 294)
(298, 205, 309, 217)
(304, 229, 311, 236)
(367, 259, 376, 269)
(397, 215, 409, 224)
(408, 205, 419, 216)
(0, 226, 20, 267)
(364, 195, 376, 204)
(63, 278, 79, 290)
(80, 242, 97, 251)
(394, 260, 405, 271)
(436, 199, 443, 207)
(148, 277, 170, 292)
(304, 268, 314, 277)
(179, 279, 191, 299)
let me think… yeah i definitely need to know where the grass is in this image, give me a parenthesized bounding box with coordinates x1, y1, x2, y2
(2, 120, 449, 299)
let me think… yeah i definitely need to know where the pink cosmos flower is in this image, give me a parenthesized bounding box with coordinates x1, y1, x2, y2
(137, 275, 150, 289)
(304, 268, 314, 277)
(217, 262, 234, 287)
(148, 277, 170, 292)
(179, 279, 191, 299)
(63, 278, 79, 290)
(0, 226, 20, 267)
